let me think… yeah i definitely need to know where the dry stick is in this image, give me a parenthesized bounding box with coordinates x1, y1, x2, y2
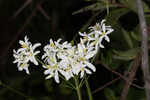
(120, 53, 141, 100)
(92, 75, 144, 94)
(37, 5, 51, 21)
(6, 0, 45, 50)
(13, 0, 50, 20)
(1, 0, 45, 60)
(95, 61, 127, 81)
(137, 0, 150, 100)
(92, 77, 121, 94)
(93, 60, 143, 94)
(13, 0, 32, 18)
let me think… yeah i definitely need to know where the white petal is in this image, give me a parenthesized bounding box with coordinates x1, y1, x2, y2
(104, 36, 110, 42)
(99, 43, 104, 48)
(45, 74, 53, 79)
(44, 69, 50, 75)
(59, 70, 66, 77)
(101, 19, 106, 26)
(85, 68, 92, 74)
(85, 61, 96, 72)
(34, 51, 40, 55)
(17, 48, 26, 53)
(31, 57, 38, 65)
(24, 67, 30, 74)
(19, 40, 24, 45)
(55, 71, 60, 83)
(85, 51, 96, 59)
(80, 71, 84, 78)
(106, 28, 114, 35)
(32, 43, 41, 50)
(18, 67, 23, 71)
(98, 38, 104, 48)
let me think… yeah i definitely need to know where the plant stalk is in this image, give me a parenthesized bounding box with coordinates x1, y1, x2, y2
(75, 77, 82, 100)
(85, 77, 93, 100)
(136, 0, 150, 99)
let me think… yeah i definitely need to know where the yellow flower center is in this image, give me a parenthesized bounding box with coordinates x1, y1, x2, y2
(21, 44, 28, 48)
(95, 25, 101, 30)
(92, 40, 98, 46)
(79, 57, 85, 61)
(47, 65, 57, 69)
(46, 65, 51, 69)
(50, 43, 55, 47)
(50, 58, 55, 63)
(29, 52, 32, 56)
(52, 65, 57, 69)
(21, 63, 25, 68)
(101, 32, 105, 35)
(81, 67, 84, 71)
(83, 48, 86, 53)
(65, 67, 71, 72)
(83, 36, 88, 42)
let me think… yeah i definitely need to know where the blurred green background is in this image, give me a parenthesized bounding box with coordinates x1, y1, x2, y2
(0, 0, 150, 100)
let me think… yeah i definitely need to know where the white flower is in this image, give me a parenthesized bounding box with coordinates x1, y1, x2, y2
(90, 20, 113, 48)
(79, 19, 114, 51)
(43, 54, 62, 83)
(79, 63, 92, 78)
(13, 36, 41, 74)
(42, 38, 74, 83)
(71, 38, 96, 77)
(13, 50, 30, 74)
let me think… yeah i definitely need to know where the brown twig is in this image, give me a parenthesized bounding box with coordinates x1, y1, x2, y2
(93, 60, 143, 95)
(37, 5, 51, 20)
(137, 0, 150, 100)
(13, 0, 32, 18)
(13, 0, 50, 20)
(4, 0, 45, 55)
(92, 77, 121, 94)
(120, 53, 141, 100)
(95, 61, 127, 81)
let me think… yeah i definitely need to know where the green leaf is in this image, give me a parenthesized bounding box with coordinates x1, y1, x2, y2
(44, 80, 53, 93)
(100, 51, 112, 65)
(122, 28, 133, 48)
(0, 80, 2, 86)
(72, 2, 120, 15)
(59, 82, 72, 95)
(131, 31, 150, 41)
(113, 48, 140, 61)
(126, 88, 145, 100)
(106, 8, 129, 26)
(104, 88, 118, 100)
(120, 0, 149, 13)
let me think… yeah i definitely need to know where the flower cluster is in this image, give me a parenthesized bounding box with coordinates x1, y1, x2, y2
(13, 36, 41, 74)
(13, 19, 113, 83)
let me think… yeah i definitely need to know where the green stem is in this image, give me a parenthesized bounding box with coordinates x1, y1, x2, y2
(85, 76, 93, 100)
(74, 77, 82, 100)
(35, 56, 45, 66)
(59, 75, 76, 90)
(0, 81, 28, 98)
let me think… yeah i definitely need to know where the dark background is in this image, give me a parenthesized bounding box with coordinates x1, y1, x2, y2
(0, 0, 150, 100)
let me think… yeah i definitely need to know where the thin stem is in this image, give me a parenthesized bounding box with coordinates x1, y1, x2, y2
(79, 76, 85, 88)
(35, 56, 45, 66)
(0, 81, 28, 98)
(85, 76, 93, 100)
(136, 0, 150, 100)
(83, 49, 100, 100)
(74, 77, 82, 100)
(59, 75, 76, 90)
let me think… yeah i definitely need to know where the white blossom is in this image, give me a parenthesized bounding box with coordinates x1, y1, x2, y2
(13, 19, 113, 83)
(79, 19, 114, 51)
(13, 36, 41, 74)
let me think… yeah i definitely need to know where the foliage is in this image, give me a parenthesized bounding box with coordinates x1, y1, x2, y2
(0, 0, 150, 100)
